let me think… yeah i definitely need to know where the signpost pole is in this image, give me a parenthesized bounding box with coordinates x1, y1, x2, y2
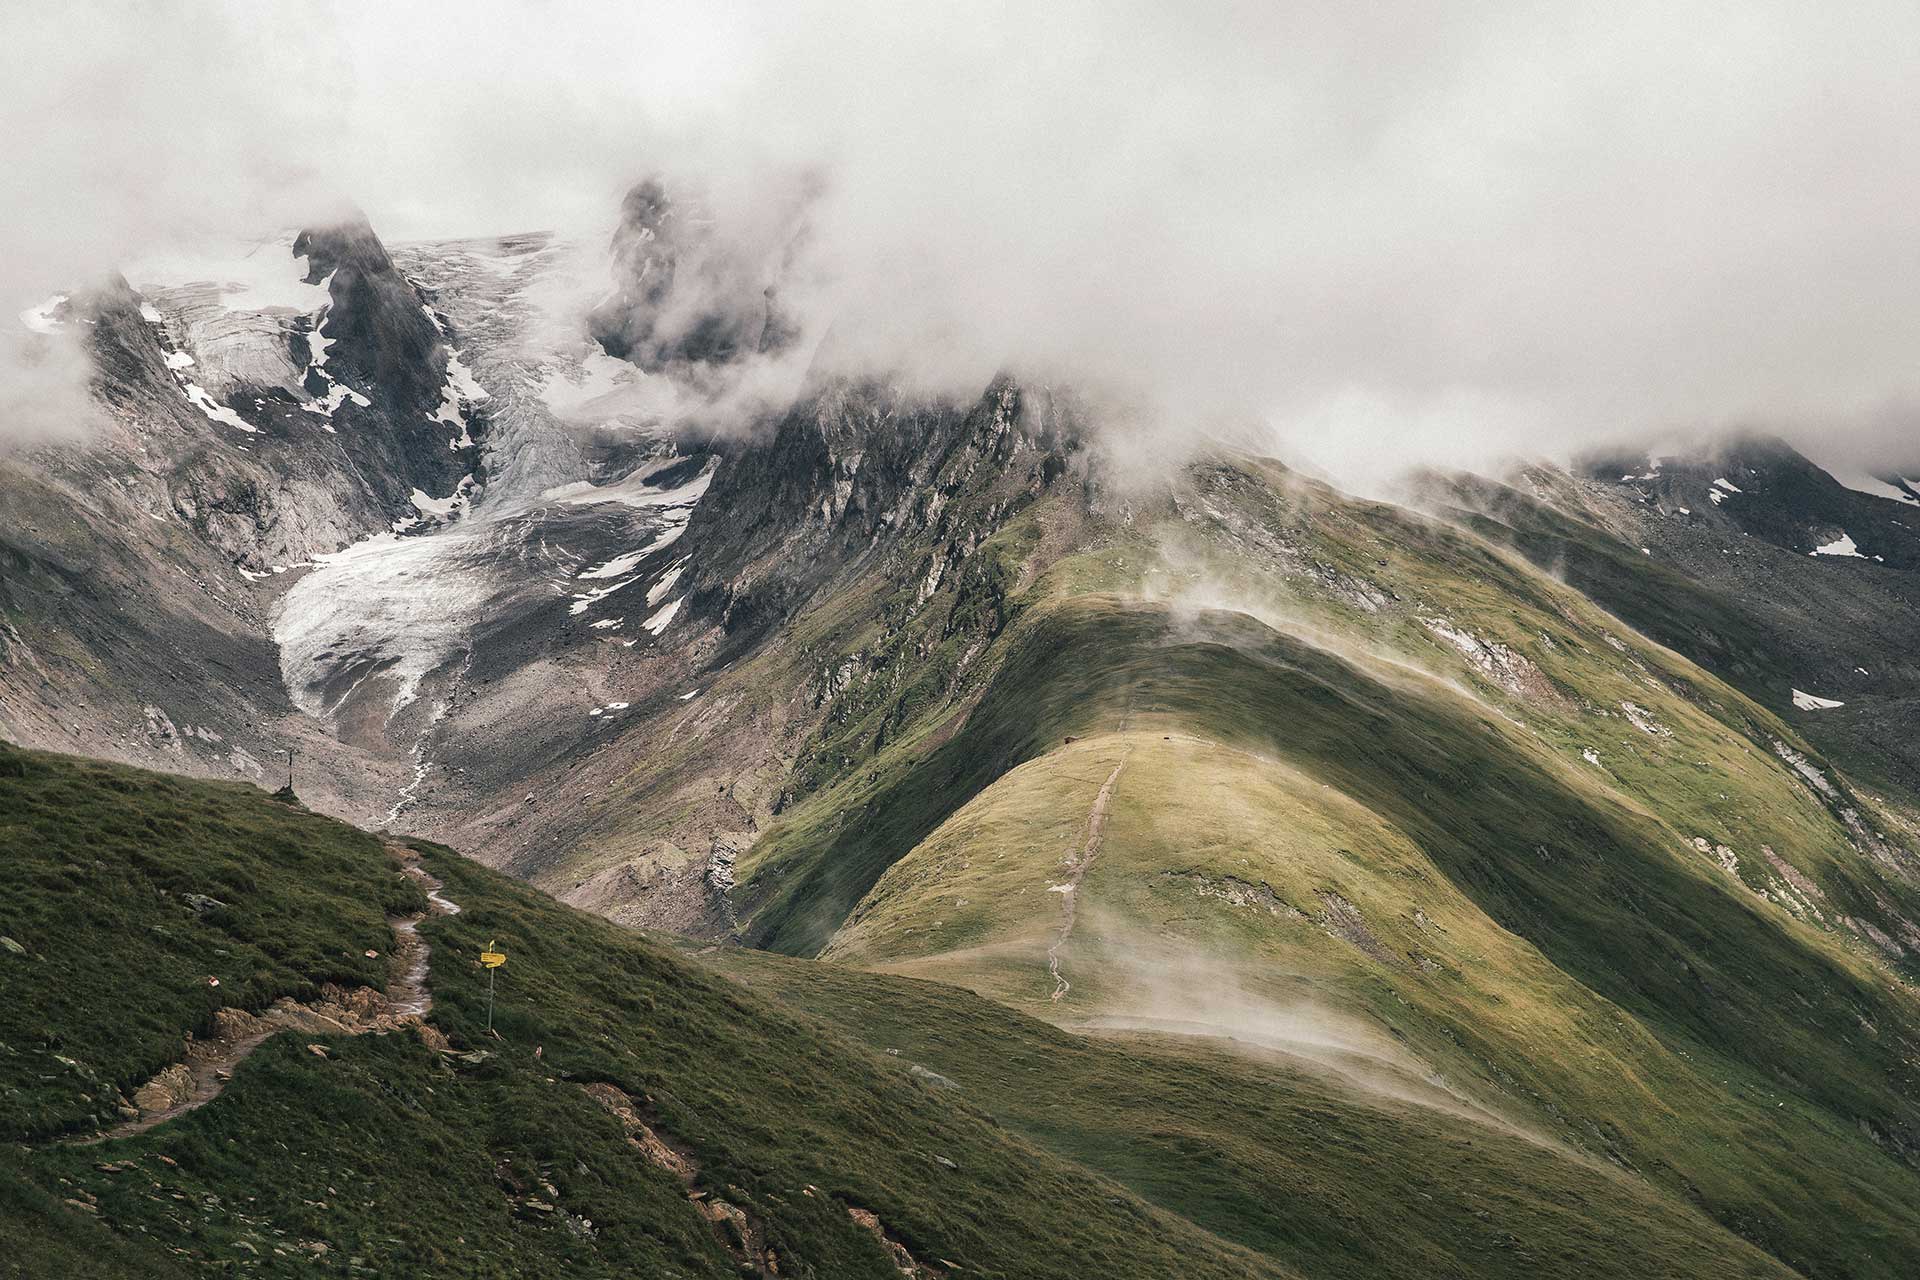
(479, 940, 506, 1033)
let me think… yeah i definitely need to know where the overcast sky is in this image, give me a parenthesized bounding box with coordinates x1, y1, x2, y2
(5, 0, 1918, 482)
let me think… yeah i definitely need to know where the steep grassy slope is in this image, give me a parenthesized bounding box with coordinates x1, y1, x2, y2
(697, 945, 1794, 1280)
(718, 454, 1920, 1277)
(0, 746, 415, 1140)
(0, 742, 1828, 1280)
(1418, 461, 1920, 803)
(1, 743, 1294, 1278)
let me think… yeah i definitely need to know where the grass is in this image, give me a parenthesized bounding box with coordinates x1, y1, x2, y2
(805, 595, 1920, 1276)
(11, 443, 1919, 1277)
(2, 743, 1292, 1278)
(712, 452, 1920, 1277)
(0, 742, 418, 1140)
(698, 944, 1797, 1280)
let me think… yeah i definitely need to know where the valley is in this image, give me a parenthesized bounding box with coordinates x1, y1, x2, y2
(4, 211, 1920, 1278)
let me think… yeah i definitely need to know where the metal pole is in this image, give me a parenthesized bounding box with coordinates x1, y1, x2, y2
(286, 748, 294, 790)
(487, 965, 495, 1031)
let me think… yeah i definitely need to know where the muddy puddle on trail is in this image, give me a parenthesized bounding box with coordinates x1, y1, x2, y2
(76, 864, 461, 1145)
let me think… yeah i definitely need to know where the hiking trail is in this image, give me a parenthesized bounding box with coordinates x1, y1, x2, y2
(1045, 748, 1131, 1003)
(76, 847, 460, 1144)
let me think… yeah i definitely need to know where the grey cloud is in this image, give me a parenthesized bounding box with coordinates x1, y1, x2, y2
(4, 1, 1917, 483)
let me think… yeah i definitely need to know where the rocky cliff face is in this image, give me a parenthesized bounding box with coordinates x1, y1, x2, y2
(1577, 434, 1920, 570)
(0, 217, 483, 799)
(682, 375, 1082, 646)
(585, 176, 802, 378)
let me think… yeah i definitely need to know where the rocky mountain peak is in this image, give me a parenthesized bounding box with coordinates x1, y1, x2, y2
(586, 175, 801, 376)
(680, 374, 1080, 642)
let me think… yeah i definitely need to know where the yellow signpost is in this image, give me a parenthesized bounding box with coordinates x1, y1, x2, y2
(481, 940, 506, 1029)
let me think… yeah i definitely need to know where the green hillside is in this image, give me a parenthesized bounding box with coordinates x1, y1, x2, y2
(1, 742, 1288, 1278)
(707, 453, 1920, 1277)
(0, 740, 1849, 1279)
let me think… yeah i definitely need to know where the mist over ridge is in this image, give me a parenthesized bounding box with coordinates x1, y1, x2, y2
(8, 1, 1920, 486)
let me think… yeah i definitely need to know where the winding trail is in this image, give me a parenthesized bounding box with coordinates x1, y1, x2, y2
(77, 850, 459, 1145)
(1046, 749, 1131, 1003)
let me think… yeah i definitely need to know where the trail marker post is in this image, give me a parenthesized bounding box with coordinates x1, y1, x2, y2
(480, 940, 507, 1030)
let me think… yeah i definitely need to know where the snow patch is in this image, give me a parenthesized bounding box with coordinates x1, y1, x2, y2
(577, 549, 649, 581)
(390, 476, 477, 533)
(1792, 689, 1846, 711)
(646, 561, 686, 607)
(299, 287, 372, 422)
(163, 349, 195, 370)
(641, 597, 683, 636)
(183, 382, 256, 433)
(430, 347, 487, 448)
(569, 578, 634, 617)
(543, 456, 715, 510)
(1810, 532, 1866, 558)
(1825, 467, 1920, 505)
(1712, 477, 1742, 493)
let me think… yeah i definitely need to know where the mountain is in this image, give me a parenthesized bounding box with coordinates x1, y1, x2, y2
(6, 194, 1920, 1277)
(0, 742, 1818, 1278)
(1417, 436, 1920, 798)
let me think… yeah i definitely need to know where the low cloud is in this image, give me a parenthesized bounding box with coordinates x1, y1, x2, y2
(0, 325, 100, 450)
(6, 1, 1919, 483)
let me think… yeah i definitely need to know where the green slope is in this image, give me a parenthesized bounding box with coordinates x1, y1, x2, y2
(697, 944, 1795, 1280)
(719, 453, 1920, 1277)
(0, 741, 1826, 1280)
(0, 743, 1288, 1279)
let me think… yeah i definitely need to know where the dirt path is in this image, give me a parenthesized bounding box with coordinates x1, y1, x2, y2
(1046, 749, 1131, 1003)
(76, 852, 459, 1145)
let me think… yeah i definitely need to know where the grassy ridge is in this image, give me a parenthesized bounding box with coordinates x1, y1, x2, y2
(728, 451, 1920, 1277)
(811, 597, 1920, 1276)
(0, 743, 418, 1139)
(699, 944, 1795, 1280)
(2, 744, 1290, 1278)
